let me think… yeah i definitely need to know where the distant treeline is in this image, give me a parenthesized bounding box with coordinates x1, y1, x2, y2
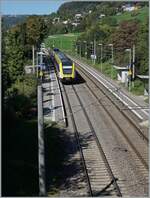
(2, 15, 28, 30)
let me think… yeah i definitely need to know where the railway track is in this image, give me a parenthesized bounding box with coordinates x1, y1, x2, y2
(54, 60, 149, 195)
(76, 68, 149, 173)
(48, 50, 149, 196)
(76, 66, 149, 144)
(61, 82, 122, 196)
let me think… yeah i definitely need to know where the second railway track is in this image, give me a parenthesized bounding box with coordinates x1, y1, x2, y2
(61, 82, 122, 196)
(76, 66, 148, 171)
(53, 59, 148, 196)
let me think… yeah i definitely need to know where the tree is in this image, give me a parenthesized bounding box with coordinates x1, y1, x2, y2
(5, 26, 25, 83)
(100, 16, 117, 27)
(2, 29, 11, 96)
(111, 20, 140, 66)
(135, 18, 148, 74)
(26, 16, 47, 46)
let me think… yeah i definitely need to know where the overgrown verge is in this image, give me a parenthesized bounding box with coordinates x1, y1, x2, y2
(67, 51, 146, 97)
(44, 122, 80, 196)
(2, 74, 39, 196)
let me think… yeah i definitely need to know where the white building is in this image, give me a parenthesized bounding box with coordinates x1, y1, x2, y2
(122, 5, 138, 12)
(72, 22, 79, 27)
(75, 13, 82, 18)
(113, 65, 128, 83)
(52, 17, 60, 24)
(99, 14, 106, 19)
(62, 20, 68, 25)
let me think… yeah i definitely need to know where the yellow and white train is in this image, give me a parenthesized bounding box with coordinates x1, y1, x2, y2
(52, 49, 76, 82)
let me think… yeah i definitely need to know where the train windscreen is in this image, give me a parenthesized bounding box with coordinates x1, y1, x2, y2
(63, 68, 72, 74)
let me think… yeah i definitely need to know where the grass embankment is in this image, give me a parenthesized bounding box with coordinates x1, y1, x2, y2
(45, 10, 147, 96)
(2, 75, 39, 196)
(45, 33, 80, 51)
(69, 52, 146, 97)
(3, 69, 82, 196)
(113, 6, 148, 24)
(44, 32, 117, 79)
(67, 50, 117, 80)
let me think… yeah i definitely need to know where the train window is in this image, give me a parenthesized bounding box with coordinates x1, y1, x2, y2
(63, 68, 72, 74)
(62, 60, 72, 66)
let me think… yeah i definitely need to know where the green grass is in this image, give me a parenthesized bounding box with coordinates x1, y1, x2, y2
(130, 79, 145, 95)
(67, 50, 117, 80)
(113, 6, 148, 24)
(67, 51, 146, 97)
(44, 33, 80, 51)
(144, 97, 149, 104)
(45, 7, 148, 51)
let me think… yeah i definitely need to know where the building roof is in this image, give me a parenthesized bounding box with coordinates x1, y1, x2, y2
(113, 65, 128, 70)
(137, 75, 149, 80)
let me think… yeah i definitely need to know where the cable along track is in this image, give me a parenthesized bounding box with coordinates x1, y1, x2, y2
(76, 67, 148, 171)
(62, 83, 122, 197)
(76, 66, 149, 143)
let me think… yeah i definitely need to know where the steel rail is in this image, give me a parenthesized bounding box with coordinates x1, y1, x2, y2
(77, 67, 148, 171)
(70, 56, 148, 119)
(72, 85, 122, 197)
(62, 83, 93, 196)
(77, 66, 149, 144)
(52, 60, 93, 196)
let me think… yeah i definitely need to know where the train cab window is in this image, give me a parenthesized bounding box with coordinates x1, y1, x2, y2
(63, 68, 72, 74)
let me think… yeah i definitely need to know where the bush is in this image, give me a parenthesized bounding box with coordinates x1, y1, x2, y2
(5, 74, 37, 118)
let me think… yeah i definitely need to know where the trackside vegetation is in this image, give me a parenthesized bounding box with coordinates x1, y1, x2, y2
(2, 15, 48, 196)
(45, 4, 148, 96)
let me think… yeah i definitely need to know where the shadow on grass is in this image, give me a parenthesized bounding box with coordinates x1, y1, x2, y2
(2, 112, 39, 196)
(44, 123, 84, 195)
(2, 112, 93, 196)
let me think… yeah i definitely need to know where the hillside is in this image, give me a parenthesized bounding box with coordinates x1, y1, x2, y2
(57, 1, 100, 19)
(2, 15, 28, 30)
(113, 6, 149, 24)
(47, 1, 148, 75)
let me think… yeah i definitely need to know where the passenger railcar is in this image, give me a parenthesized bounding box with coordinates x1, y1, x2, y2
(52, 49, 76, 82)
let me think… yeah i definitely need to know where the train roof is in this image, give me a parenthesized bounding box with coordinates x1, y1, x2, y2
(55, 51, 72, 65)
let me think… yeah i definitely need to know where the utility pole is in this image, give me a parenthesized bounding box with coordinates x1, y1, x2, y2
(98, 44, 103, 72)
(132, 44, 135, 87)
(93, 39, 96, 65)
(83, 41, 87, 58)
(79, 41, 82, 58)
(36, 52, 39, 78)
(108, 44, 114, 79)
(32, 45, 35, 73)
(90, 41, 93, 64)
(61, 38, 62, 49)
(52, 39, 55, 48)
(125, 48, 132, 92)
(38, 84, 46, 196)
(129, 49, 132, 92)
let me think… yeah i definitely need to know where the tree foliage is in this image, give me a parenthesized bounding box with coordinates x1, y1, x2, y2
(26, 16, 48, 46)
(2, 15, 49, 101)
(135, 18, 149, 74)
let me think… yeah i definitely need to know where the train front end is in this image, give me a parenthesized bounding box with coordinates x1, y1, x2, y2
(53, 50, 76, 83)
(60, 59, 75, 82)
